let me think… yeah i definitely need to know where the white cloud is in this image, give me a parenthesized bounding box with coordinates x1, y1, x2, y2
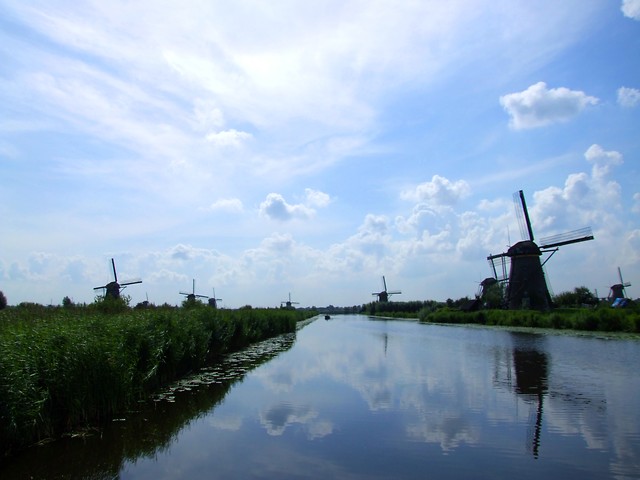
(259, 193, 315, 221)
(401, 175, 470, 207)
(305, 188, 332, 208)
(532, 145, 623, 233)
(584, 144, 623, 180)
(621, 0, 640, 20)
(205, 198, 244, 213)
(205, 129, 252, 147)
(499, 82, 598, 129)
(259, 190, 331, 221)
(617, 86, 640, 107)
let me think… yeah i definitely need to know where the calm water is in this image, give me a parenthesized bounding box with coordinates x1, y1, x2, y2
(2, 315, 640, 479)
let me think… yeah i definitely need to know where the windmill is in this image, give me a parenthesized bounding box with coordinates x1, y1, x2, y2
(487, 190, 594, 310)
(93, 258, 142, 300)
(208, 288, 222, 308)
(281, 292, 299, 309)
(608, 267, 631, 301)
(180, 279, 209, 303)
(372, 276, 401, 302)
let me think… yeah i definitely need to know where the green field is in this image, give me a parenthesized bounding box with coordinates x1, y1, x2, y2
(0, 303, 315, 458)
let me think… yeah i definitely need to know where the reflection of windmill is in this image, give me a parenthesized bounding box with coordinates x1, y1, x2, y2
(281, 293, 299, 309)
(608, 267, 631, 301)
(372, 276, 401, 302)
(180, 279, 209, 302)
(511, 334, 548, 460)
(208, 288, 222, 308)
(487, 190, 594, 310)
(93, 258, 142, 300)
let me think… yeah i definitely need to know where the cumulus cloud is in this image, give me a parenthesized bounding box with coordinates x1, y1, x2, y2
(259, 189, 331, 221)
(401, 175, 470, 207)
(584, 144, 623, 180)
(305, 188, 331, 207)
(499, 82, 598, 129)
(617, 87, 640, 107)
(259, 193, 315, 221)
(532, 145, 623, 232)
(621, 0, 640, 19)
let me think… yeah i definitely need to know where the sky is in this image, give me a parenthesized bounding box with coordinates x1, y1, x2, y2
(1, 0, 639, 308)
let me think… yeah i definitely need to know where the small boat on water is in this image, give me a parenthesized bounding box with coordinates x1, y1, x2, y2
(324, 315, 331, 320)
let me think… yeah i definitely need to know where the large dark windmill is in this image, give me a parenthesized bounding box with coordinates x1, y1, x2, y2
(281, 292, 299, 309)
(94, 258, 142, 300)
(208, 288, 222, 308)
(608, 267, 631, 301)
(372, 276, 401, 302)
(180, 279, 209, 303)
(487, 190, 594, 310)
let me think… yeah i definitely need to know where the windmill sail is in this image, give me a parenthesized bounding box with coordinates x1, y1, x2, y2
(513, 190, 534, 241)
(539, 227, 594, 249)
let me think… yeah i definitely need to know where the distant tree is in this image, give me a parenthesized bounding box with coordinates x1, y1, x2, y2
(554, 286, 598, 307)
(62, 296, 74, 308)
(0, 290, 6, 310)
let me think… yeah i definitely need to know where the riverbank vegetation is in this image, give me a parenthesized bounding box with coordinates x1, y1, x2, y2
(361, 287, 639, 334)
(0, 302, 315, 458)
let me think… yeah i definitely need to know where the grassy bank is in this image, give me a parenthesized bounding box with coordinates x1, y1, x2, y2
(419, 305, 640, 333)
(0, 304, 315, 457)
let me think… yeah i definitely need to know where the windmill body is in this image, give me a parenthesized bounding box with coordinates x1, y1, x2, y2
(281, 292, 299, 309)
(94, 258, 142, 300)
(180, 279, 209, 303)
(372, 276, 401, 302)
(208, 288, 222, 308)
(487, 190, 593, 310)
(608, 267, 631, 301)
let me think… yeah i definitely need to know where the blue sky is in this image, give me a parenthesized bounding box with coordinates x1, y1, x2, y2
(1, 0, 639, 308)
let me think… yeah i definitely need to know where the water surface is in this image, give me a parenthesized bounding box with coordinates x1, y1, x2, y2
(2, 315, 639, 479)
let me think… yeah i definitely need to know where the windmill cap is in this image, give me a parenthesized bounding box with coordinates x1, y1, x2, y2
(507, 240, 541, 257)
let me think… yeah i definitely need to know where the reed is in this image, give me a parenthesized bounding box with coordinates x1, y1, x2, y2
(0, 304, 312, 457)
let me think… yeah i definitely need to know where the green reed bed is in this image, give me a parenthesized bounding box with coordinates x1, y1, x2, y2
(418, 305, 640, 333)
(0, 305, 312, 457)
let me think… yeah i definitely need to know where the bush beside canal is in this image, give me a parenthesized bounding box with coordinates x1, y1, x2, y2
(0, 304, 314, 458)
(418, 305, 640, 333)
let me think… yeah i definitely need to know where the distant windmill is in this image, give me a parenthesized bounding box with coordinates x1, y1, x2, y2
(93, 258, 142, 300)
(487, 190, 594, 310)
(208, 288, 222, 308)
(608, 267, 631, 301)
(180, 279, 209, 303)
(281, 292, 299, 309)
(372, 276, 401, 302)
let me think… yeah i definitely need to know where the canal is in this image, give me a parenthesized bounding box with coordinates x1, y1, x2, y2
(1, 315, 639, 479)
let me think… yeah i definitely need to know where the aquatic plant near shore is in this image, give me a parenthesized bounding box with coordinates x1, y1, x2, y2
(0, 305, 314, 458)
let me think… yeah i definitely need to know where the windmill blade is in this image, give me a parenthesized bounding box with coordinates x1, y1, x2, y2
(94, 285, 107, 290)
(539, 227, 593, 249)
(179, 291, 191, 296)
(618, 267, 632, 287)
(195, 294, 209, 299)
(120, 278, 142, 286)
(382, 276, 388, 292)
(111, 258, 118, 282)
(513, 190, 534, 241)
(388, 290, 402, 295)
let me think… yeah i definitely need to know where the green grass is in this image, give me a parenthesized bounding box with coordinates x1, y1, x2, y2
(0, 304, 315, 457)
(418, 305, 640, 333)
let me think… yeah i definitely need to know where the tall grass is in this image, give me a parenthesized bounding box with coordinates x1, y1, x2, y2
(0, 305, 313, 457)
